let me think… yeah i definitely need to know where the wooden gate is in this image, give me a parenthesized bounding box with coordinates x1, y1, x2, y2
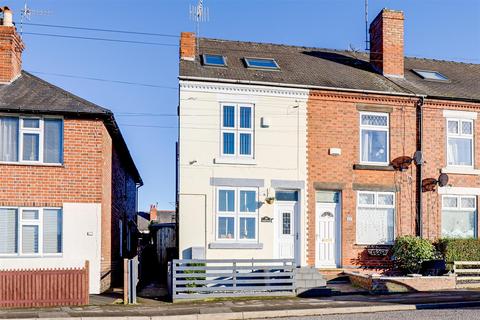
(454, 261, 480, 288)
(0, 261, 89, 308)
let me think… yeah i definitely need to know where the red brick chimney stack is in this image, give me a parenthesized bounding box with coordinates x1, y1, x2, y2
(149, 204, 158, 222)
(0, 7, 24, 83)
(369, 9, 404, 78)
(180, 32, 196, 61)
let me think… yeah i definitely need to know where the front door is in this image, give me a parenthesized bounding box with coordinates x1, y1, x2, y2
(275, 202, 298, 262)
(316, 201, 341, 268)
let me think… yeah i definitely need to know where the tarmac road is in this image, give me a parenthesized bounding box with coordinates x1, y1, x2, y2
(266, 307, 480, 320)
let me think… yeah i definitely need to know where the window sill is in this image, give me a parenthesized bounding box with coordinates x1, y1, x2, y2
(353, 164, 394, 171)
(0, 161, 64, 167)
(209, 242, 263, 249)
(0, 253, 63, 258)
(214, 157, 256, 165)
(441, 167, 480, 175)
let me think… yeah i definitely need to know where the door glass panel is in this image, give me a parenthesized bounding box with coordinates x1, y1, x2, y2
(282, 212, 291, 235)
(316, 191, 339, 203)
(276, 191, 298, 201)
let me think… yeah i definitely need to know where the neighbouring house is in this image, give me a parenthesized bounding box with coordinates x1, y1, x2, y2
(177, 8, 480, 271)
(0, 7, 142, 293)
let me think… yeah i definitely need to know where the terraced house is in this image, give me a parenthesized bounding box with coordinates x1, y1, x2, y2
(177, 8, 480, 272)
(0, 7, 142, 293)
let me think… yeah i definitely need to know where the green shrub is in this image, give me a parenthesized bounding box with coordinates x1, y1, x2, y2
(392, 236, 434, 274)
(435, 238, 480, 264)
(184, 262, 206, 288)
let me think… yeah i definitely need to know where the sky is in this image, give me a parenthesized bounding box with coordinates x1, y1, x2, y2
(3, 0, 479, 211)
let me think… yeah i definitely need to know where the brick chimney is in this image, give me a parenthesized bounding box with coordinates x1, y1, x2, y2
(180, 32, 196, 61)
(369, 9, 404, 78)
(149, 204, 158, 222)
(0, 7, 24, 83)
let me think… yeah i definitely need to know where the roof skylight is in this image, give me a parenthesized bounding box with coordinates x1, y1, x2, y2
(412, 69, 449, 81)
(202, 54, 227, 67)
(244, 58, 279, 70)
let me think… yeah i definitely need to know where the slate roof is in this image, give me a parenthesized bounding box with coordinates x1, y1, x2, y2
(180, 38, 480, 102)
(0, 71, 142, 184)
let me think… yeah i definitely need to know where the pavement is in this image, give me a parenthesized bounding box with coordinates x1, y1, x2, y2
(1, 290, 480, 319)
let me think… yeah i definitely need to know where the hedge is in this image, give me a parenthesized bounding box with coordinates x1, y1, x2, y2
(435, 238, 480, 263)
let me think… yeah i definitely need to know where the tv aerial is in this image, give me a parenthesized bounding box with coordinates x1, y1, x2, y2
(189, 0, 209, 49)
(20, 0, 52, 34)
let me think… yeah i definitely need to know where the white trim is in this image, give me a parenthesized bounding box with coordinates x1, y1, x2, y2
(359, 112, 390, 166)
(441, 167, 480, 175)
(214, 157, 257, 165)
(215, 187, 259, 243)
(438, 186, 480, 195)
(443, 110, 478, 120)
(219, 103, 254, 159)
(315, 199, 342, 268)
(445, 117, 474, 168)
(0, 206, 63, 257)
(179, 77, 420, 98)
(179, 80, 309, 99)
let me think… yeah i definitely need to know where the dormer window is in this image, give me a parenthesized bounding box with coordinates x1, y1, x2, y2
(202, 54, 227, 67)
(412, 69, 449, 81)
(244, 58, 279, 70)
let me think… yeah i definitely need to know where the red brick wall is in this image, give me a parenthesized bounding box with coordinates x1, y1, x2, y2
(369, 9, 404, 77)
(0, 118, 104, 207)
(0, 117, 138, 292)
(307, 91, 480, 268)
(421, 100, 480, 240)
(180, 32, 196, 60)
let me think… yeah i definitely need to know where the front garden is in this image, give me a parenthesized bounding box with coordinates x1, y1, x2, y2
(346, 236, 480, 293)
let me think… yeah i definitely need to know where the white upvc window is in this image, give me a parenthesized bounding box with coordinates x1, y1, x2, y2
(446, 118, 474, 167)
(359, 112, 389, 165)
(0, 207, 63, 256)
(0, 115, 64, 164)
(356, 191, 395, 245)
(442, 195, 477, 239)
(216, 187, 258, 241)
(220, 103, 254, 158)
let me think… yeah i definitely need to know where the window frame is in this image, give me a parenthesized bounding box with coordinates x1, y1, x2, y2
(244, 57, 280, 70)
(412, 69, 449, 82)
(220, 103, 254, 159)
(202, 54, 227, 67)
(359, 111, 390, 166)
(356, 191, 396, 245)
(441, 195, 477, 239)
(0, 206, 63, 257)
(216, 187, 258, 242)
(446, 118, 474, 168)
(0, 114, 64, 165)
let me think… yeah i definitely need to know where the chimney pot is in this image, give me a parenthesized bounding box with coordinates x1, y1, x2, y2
(1, 7, 13, 26)
(369, 9, 404, 78)
(180, 32, 196, 61)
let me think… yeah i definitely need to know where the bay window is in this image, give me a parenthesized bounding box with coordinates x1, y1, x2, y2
(221, 103, 254, 158)
(0, 116, 63, 164)
(356, 191, 395, 245)
(447, 118, 473, 167)
(0, 207, 63, 256)
(359, 112, 389, 165)
(216, 187, 258, 241)
(442, 195, 477, 239)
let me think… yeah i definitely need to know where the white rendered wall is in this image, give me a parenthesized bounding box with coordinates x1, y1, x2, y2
(0, 203, 102, 294)
(178, 81, 309, 265)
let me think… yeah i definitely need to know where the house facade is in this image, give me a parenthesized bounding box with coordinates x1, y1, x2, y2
(177, 8, 480, 270)
(0, 7, 142, 293)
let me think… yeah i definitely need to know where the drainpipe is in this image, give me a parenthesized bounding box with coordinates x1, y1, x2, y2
(416, 97, 425, 238)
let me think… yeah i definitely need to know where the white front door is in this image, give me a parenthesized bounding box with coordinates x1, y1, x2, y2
(275, 202, 298, 262)
(316, 202, 340, 268)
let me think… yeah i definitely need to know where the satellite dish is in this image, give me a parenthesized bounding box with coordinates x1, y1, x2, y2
(422, 173, 449, 192)
(438, 173, 449, 187)
(422, 178, 437, 192)
(391, 156, 413, 171)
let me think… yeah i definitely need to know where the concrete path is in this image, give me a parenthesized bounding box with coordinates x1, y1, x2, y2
(1, 290, 480, 319)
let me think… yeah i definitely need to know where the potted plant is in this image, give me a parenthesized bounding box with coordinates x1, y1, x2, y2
(265, 197, 275, 204)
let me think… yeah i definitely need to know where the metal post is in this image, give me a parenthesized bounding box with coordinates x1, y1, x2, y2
(416, 97, 425, 238)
